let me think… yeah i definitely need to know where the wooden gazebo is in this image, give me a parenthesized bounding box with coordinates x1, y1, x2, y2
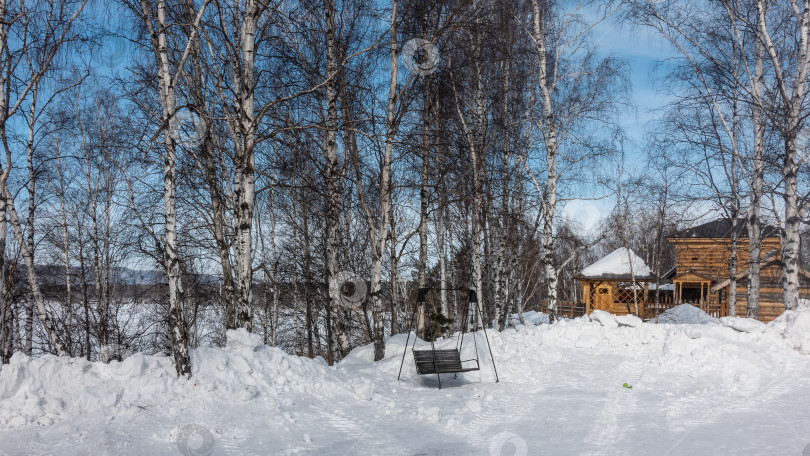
(577, 248, 657, 316)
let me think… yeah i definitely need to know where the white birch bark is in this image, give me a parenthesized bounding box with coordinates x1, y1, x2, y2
(756, 0, 810, 311)
(324, 0, 350, 361)
(132, 0, 208, 375)
(747, 36, 765, 319)
(389, 210, 399, 334)
(157, 0, 191, 375)
(370, 0, 400, 360)
(0, 197, 8, 363)
(531, 0, 561, 322)
(233, 0, 260, 331)
(24, 87, 37, 355)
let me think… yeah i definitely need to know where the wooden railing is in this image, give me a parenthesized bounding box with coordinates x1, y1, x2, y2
(539, 301, 586, 319)
(635, 298, 726, 319)
(536, 297, 730, 320)
(640, 297, 679, 319)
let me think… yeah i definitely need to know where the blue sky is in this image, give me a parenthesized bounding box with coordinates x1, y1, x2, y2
(560, 9, 679, 230)
(592, 12, 677, 161)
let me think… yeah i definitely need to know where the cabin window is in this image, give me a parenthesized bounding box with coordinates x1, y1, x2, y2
(691, 257, 698, 261)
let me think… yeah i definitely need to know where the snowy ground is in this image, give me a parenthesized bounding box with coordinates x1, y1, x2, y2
(1, 304, 809, 456)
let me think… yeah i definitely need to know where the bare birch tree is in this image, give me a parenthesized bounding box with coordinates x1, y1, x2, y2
(524, 0, 626, 322)
(755, 0, 810, 311)
(120, 0, 209, 375)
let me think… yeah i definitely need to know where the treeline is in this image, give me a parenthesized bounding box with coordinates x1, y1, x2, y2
(0, 0, 808, 377)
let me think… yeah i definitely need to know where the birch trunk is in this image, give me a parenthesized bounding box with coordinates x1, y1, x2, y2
(783, 135, 800, 310)
(151, 0, 197, 376)
(270, 185, 279, 347)
(494, 60, 513, 331)
(299, 199, 318, 359)
(437, 152, 448, 329)
(417, 78, 430, 334)
(418, 111, 429, 289)
(324, 0, 350, 362)
(746, 36, 765, 319)
(747, 37, 765, 319)
(727, 47, 742, 317)
(389, 210, 399, 334)
(532, 0, 560, 322)
(757, 0, 810, 311)
(452, 0, 487, 329)
(729, 215, 739, 317)
(203, 137, 236, 328)
(0, 197, 8, 363)
(55, 149, 73, 351)
(233, 0, 260, 330)
(368, 0, 400, 360)
(24, 89, 37, 355)
(88, 161, 107, 347)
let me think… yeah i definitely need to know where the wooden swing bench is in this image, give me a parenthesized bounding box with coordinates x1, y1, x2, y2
(398, 288, 498, 389)
(412, 348, 480, 375)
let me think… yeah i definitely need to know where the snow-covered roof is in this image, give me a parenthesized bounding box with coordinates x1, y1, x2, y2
(580, 247, 653, 279)
(648, 282, 674, 291)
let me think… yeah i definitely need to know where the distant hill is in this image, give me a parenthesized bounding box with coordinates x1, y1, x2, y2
(11, 265, 218, 287)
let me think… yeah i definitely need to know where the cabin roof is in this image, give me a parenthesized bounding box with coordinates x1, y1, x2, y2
(579, 247, 655, 280)
(669, 218, 782, 240)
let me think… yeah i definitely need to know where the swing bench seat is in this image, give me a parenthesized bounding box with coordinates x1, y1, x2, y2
(413, 349, 480, 375)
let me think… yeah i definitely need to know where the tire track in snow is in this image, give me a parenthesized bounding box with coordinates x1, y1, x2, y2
(307, 398, 400, 455)
(458, 383, 527, 449)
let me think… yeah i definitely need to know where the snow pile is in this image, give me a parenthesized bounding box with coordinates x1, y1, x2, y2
(590, 312, 642, 329)
(225, 327, 265, 350)
(521, 310, 549, 326)
(589, 310, 618, 328)
(506, 311, 550, 327)
(581, 247, 651, 277)
(0, 329, 373, 430)
(769, 301, 810, 354)
(656, 304, 719, 324)
(720, 316, 766, 333)
(615, 314, 642, 327)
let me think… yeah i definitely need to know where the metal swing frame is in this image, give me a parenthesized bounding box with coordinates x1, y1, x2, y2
(397, 288, 499, 389)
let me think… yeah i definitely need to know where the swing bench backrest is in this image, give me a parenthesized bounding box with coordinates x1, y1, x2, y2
(413, 348, 479, 375)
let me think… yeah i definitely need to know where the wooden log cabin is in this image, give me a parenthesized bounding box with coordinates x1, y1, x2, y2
(577, 219, 810, 322)
(665, 218, 810, 322)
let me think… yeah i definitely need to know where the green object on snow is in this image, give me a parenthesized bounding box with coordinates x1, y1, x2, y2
(623, 383, 632, 389)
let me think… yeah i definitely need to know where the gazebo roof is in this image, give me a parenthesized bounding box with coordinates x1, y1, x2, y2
(578, 247, 655, 280)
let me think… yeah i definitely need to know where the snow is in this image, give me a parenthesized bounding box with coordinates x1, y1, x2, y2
(1, 308, 810, 455)
(225, 328, 264, 351)
(520, 310, 549, 326)
(615, 314, 643, 327)
(720, 317, 767, 333)
(581, 247, 652, 277)
(657, 303, 719, 324)
(770, 300, 810, 355)
(590, 309, 618, 328)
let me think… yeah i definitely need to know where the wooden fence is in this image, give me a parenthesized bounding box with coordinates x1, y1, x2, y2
(537, 296, 726, 320)
(538, 301, 586, 319)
